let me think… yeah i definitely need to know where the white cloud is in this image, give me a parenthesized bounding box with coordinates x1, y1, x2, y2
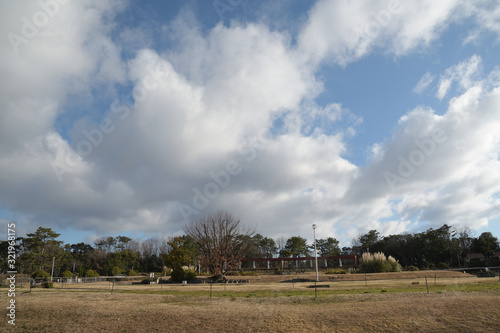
(437, 55, 482, 99)
(351, 66, 500, 235)
(470, 0, 500, 38)
(298, 0, 462, 65)
(413, 72, 434, 94)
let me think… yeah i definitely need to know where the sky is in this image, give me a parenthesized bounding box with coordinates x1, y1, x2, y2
(1, 0, 500, 248)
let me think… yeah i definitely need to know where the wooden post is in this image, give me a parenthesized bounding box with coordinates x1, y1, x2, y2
(30, 278, 32, 296)
(425, 275, 429, 294)
(210, 282, 213, 300)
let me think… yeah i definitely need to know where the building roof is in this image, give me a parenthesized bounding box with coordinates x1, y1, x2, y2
(466, 253, 485, 259)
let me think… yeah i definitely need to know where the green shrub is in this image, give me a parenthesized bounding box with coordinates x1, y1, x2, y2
(184, 270, 197, 281)
(61, 270, 73, 278)
(436, 263, 451, 270)
(359, 260, 392, 273)
(406, 265, 419, 271)
(390, 261, 402, 272)
(32, 270, 50, 279)
(325, 268, 347, 274)
(170, 267, 185, 283)
(85, 269, 99, 277)
(274, 266, 281, 275)
(127, 270, 138, 276)
(111, 266, 122, 276)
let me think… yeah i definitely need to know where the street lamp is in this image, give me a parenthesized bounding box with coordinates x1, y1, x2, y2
(312, 224, 319, 282)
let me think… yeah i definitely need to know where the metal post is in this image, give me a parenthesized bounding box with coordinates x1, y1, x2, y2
(312, 224, 319, 282)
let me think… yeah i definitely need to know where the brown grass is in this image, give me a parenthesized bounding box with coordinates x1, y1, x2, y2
(2, 272, 499, 332)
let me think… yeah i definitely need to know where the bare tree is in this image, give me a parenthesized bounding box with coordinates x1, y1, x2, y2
(275, 236, 286, 253)
(185, 210, 254, 281)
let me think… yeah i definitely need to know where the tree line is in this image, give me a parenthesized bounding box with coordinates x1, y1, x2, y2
(347, 225, 500, 269)
(2, 211, 499, 279)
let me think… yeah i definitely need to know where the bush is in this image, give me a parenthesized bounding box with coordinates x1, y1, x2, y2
(406, 265, 419, 271)
(61, 270, 73, 278)
(85, 269, 99, 277)
(32, 270, 50, 279)
(111, 266, 122, 276)
(169, 267, 197, 282)
(274, 266, 281, 275)
(358, 252, 401, 273)
(170, 267, 185, 283)
(127, 270, 138, 276)
(387, 255, 402, 272)
(184, 270, 197, 281)
(436, 263, 451, 270)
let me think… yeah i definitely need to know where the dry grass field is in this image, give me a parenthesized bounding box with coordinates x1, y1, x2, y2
(2, 271, 499, 332)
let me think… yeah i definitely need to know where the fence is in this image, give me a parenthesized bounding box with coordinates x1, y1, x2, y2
(239, 255, 357, 271)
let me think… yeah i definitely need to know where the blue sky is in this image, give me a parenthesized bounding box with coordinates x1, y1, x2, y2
(1, 0, 500, 247)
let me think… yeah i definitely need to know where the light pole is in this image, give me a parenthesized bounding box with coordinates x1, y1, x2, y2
(312, 224, 318, 282)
